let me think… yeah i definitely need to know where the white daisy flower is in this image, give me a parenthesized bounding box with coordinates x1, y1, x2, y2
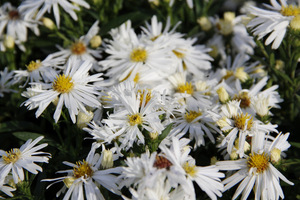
(159, 137, 224, 200)
(0, 136, 50, 184)
(216, 132, 294, 200)
(247, 0, 300, 49)
(100, 22, 173, 82)
(0, 2, 39, 43)
(103, 81, 165, 150)
(0, 67, 16, 98)
(44, 144, 122, 200)
(168, 72, 212, 109)
(14, 53, 66, 86)
(54, 20, 102, 71)
(19, 0, 90, 27)
(171, 103, 220, 147)
(215, 100, 278, 157)
(23, 57, 103, 123)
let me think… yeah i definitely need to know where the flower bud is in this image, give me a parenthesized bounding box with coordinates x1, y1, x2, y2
(217, 87, 229, 103)
(77, 110, 94, 129)
(41, 17, 56, 30)
(90, 35, 102, 48)
(197, 16, 212, 31)
(101, 149, 114, 169)
(4, 35, 15, 49)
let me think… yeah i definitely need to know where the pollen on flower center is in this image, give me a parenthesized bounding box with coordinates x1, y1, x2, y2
(185, 110, 202, 123)
(233, 91, 251, 109)
(9, 10, 19, 20)
(71, 41, 87, 55)
(130, 48, 147, 62)
(177, 82, 194, 94)
(73, 160, 93, 179)
(2, 148, 21, 164)
(233, 113, 253, 130)
(248, 153, 269, 173)
(153, 155, 172, 170)
(26, 60, 41, 72)
(52, 74, 74, 93)
(172, 50, 185, 59)
(281, 5, 300, 16)
(183, 162, 197, 177)
(128, 113, 143, 126)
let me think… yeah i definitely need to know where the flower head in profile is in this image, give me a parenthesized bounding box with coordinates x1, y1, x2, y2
(23, 57, 103, 123)
(0, 136, 50, 184)
(247, 0, 300, 49)
(44, 144, 122, 200)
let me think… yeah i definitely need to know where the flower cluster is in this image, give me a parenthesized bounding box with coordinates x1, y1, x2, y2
(0, 0, 298, 199)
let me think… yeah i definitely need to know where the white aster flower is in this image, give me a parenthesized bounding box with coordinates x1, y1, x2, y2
(159, 137, 224, 200)
(23, 57, 103, 123)
(19, 0, 90, 27)
(0, 3, 39, 43)
(0, 136, 50, 184)
(171, 103, 220, 147)
(247, 0, 300, 49)
(100, 22, 173, 82)
(0, 67, 17, 98)
(216, 133, 294, 200)
(54, 20, 102, 71)
(103, 81, 165, 150)
(44, 144, 121, 200)
(216, 100, 278, 157)
(14, 53, 66, 86)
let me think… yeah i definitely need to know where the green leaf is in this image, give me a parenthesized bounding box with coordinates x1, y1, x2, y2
(12, 132, 44, 141)
(157, 123, 173, 142)
(291, 142, 300, 149)
(0, 121, 40, 133)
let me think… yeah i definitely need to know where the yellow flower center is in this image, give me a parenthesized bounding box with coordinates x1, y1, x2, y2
(153, 155, 172, 170)
(172, 50, 185, 59)
(183, 162, 197, 177)
(235, 67, 249, 82)
(128, 113, 143, 126)
(9, 10, 19, 20)
(281, 5, 300, 16)
(73, 160, 93, 179)
(248, 153, 269, 173)
(177, 82, 194, 94)
(2, 149, 21, 164)
(63, 177, 76, 188)
(71, 42, 86, 55)
(26, 60, 42, 72)
(184, 110, 202, 123)
(233, 91, 251, 109)
(233, 113, 253, 130)
(290, 15, 300, 30)
(52, 74, 74, 93)
(130, 48, 147, 62)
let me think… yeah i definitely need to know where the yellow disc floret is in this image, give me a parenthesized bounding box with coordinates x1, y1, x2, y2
(73, 160, 93, 179)
(233, 113, 253, 130)
(183, 162, 197, 177)
(71, 41, 87, 55)
(233, 91, 251, 109)
(130, 48, 147, 62)
(2, 149, 21, 164)
(128, 113, 143, 126)
(248, 152, 269, 173)
(184, 110, 202, 123)
(177, 82, 194, 94)
(26, 60, 42, 72)
(52, 74, 74, 93)
(281, 5, 300, 16)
